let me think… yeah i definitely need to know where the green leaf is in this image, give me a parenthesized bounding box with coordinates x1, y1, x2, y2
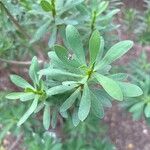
(89, 30, 100, 65)
(60, 0, 84, 14)
(60, 111, 68, 118)
(10, 75, 33, 89)
(72, 108, 80, 127)
(109, 73, 128, 81)
(93, 89, 112, 108)
(100, 9, 120, 20)
(103, 40, 133, 64)
(54, 45, 80, 67)
(60, 88, 81, 112)
(90, 92, 104, 118)
(95, 40, 133, 69)
(97, 1, 109, 16)
(20, 93, 35, 101)
(38, 68, 82, 78)
(78, 83, 91, 121)
(34, 103, 45, 113)
(118, 82, 143, 97)
(29, 56, 39, 84)
(6, 92, 34, 101)
(129, 102, 144, 114)
(144, 103, 150, 118)
(40, 0, 52, 12)
(30, 21, 50, 43)
(43, 105, 51, 130)
(46, 84, 76, 96)
(48, 27, 57, 48)
(51, 109, 57, 129)
(6, 92, 26, 100)
(17, 95, 39, 126)
(97, 36, 104, 61)
(94, 73, 123, 101)
(66, 25, 86, 65)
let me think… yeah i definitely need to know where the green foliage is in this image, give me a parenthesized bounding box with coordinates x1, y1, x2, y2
(122, 0, 150, 45)
(0, 1, 148, 149)
(121, 52, 150, 121)
(6, 57, 47, 127)
(6, 25, 143, 129)
(62, 116, 116, 150)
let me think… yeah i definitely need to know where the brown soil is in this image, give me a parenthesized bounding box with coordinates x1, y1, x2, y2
(104, 103, 150, 150)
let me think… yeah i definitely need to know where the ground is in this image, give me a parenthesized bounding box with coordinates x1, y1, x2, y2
(104, 103, 150, 150)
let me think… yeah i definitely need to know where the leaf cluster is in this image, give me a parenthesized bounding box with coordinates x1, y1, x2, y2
(6, 25, 143, 129)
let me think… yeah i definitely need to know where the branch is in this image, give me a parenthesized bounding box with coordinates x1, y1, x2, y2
(0, 1, 30, 39)
(0, 2, 45, 60)
(9, 133, 23, 150)
(0, 58, 43, 66)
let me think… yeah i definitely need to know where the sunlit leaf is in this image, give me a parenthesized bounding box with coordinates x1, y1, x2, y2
(78, 83, 91, 121)
(94, 73, 123, 101)
(66, 25, 86, 65)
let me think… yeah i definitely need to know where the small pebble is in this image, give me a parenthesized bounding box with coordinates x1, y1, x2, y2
(127, 143, 134, 150)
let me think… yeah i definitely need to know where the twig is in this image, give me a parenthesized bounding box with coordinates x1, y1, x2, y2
(0, 1, 30, 39)
(9, 133, 23, 150)
(0, 1, 45, 60)
(0, 58, 44, 66)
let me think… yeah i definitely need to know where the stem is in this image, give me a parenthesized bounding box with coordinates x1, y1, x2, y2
(9, 133, 23, 150)
(0, 1, 45, 60)
(0, 1, 29, 39)
(90, 10, 97, 33)
(0, 58, 43, 66)
(51, 0, 56, 19)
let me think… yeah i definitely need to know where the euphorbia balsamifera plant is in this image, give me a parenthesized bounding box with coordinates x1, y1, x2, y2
(6, 25, 143, 130)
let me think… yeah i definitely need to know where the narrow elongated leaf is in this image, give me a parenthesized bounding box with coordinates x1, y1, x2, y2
(29, 56, 39, 84)
(129, 102, 144, 113)
(43, 105, 50, 130)
(118, 82, 143, 97)
(95, 41, 133, 69)
(93, 89, 112, 108)
(51, 109, 57, 129)
(20, 93, 35, 101)
(38, 68, 82, 78)
(54, 45, 80, 67)
(96, 36, 105, 61)
(46, 84, 76, 96)
(78, 84, 91, 121)
(6, 92, 26, 100)
(62, 81, 77, 86)
(30, 21, 50, 43)
(34, 102, 44, 113)
(17, 96, 39, 126)
(66, 25, 86, 64)
(97, 1, 109, 16)
(40, 0, 52, 12)
(10, 75, 33, 89)
(100, 9, 120, 20)
(109, 73, 128, 81)
(144, 103, 150, 118)
(48, 27, 57, 48)
(89, 30, 100, 65)
(90, 92, 104, 118)
(94, 73, 123, 101)
(102, 40, 133, 65)
(72, 108, 80, 127)
(54, 45, 69, 63)
(60, 111, 68, 118)
(60, 0, 84, 14)
(60, 88, 81, 112)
